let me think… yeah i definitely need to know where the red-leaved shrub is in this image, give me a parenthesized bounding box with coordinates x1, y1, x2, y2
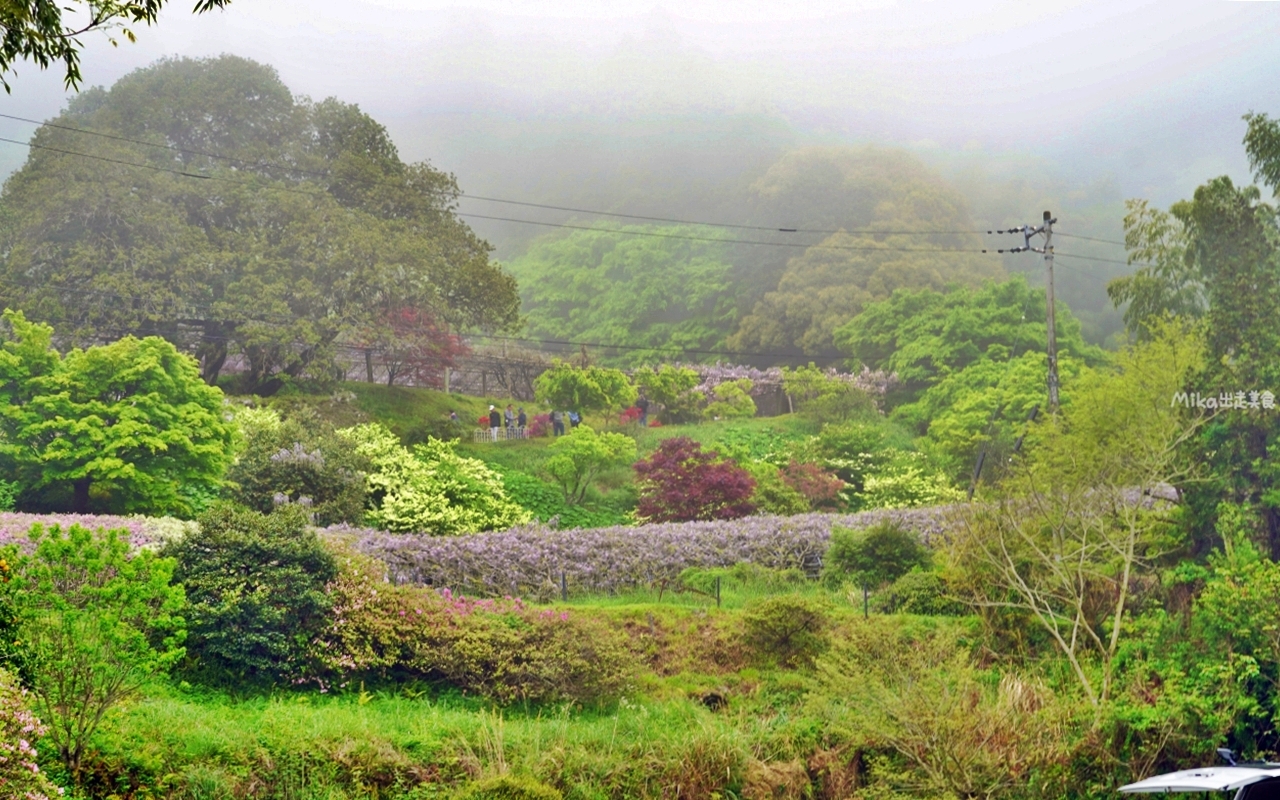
(634, 437, 757, 522)
(781, 460, 845, 510)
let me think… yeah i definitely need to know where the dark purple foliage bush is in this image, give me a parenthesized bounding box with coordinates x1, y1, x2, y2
(634, 437, 756, 522)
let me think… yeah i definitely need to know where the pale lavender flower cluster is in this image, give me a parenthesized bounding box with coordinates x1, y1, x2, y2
(270, 442, 326, 468)
(682, 362, 899, 400)
(322, 508, 953, 600)
(0, 513, 195, 553)
(685, 362, 784, 396)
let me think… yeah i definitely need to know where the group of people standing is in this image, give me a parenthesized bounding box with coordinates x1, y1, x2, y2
(487, 404, 529, 441)
(449, 401, 627, 442)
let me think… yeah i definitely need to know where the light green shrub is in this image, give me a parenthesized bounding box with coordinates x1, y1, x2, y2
(742, 594, 831, 668)
(704, 379, 756, 420)
(542, 426, 636, 505)
(339, 423, 530, 534)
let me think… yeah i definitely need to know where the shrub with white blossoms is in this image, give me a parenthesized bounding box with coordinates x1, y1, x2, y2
(0, 668, 62, 799)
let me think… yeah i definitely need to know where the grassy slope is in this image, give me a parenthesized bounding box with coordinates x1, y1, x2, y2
(84, 589, 949, 800)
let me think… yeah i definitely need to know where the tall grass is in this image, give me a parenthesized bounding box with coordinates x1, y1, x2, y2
(79, 686, 755, 799)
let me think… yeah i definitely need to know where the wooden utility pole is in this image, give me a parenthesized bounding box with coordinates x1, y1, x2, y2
(1042, 210, 1059, 413)
(988, 211, 1059, 413)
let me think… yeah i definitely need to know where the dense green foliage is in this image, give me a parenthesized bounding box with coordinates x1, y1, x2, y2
(460, 775, 564, 800)
(0, 56, 519, 394)
(532, 360, 636, 419)
(0, 309, 234, 515)
(822, 521, 930, 589)
(542, 425, 637, 505)
(312, 552, 634, 704)
(703, 378, 756, 420)
(12, 524, 186, 786)
(835, 275, 1106, 405)
(166, 505, 336, 685)
(730, 147, 1004, 358)
(225, 407, 370, 526)
(742, 594, 831, 668)
(340, 423, 529, 534)
(507, 226, 739, 366)
(631, 364, 703, 423)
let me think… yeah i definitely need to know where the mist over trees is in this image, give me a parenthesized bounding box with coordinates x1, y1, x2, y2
(0, 55, 520, 394)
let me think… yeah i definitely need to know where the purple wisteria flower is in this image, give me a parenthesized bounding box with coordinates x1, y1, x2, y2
(321, 508, 954, 600)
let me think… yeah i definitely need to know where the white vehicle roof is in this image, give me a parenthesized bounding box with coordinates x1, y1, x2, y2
(1120, 767, 1280, 793)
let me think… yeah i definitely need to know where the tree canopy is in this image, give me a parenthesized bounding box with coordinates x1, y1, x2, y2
(0, 0, 232, 91)
(834, 275, 1108, 406)
(0, 309, 234, 514)
(0, 55, 520, 394)
(506, 225, 739, 366)
(728, 146, 1004, 359)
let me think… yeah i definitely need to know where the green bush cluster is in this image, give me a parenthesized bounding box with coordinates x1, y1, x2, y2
(340, 423, 530, 534)
(874, 568, 967, 616)
(822, 521, 929, 590)
(311, 552, 634, 704)
(166, 504, 337, 684)
(460, 775, 563, 800)
(742, 594, 831, 668)
(226, 406, 370, 526)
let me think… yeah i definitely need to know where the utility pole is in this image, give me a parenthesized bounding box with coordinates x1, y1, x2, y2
(1041, 211, 1059, 413)
(987, 210, 1058, 414)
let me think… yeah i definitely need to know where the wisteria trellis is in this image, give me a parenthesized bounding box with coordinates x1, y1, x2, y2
(322, 508, 954, 600)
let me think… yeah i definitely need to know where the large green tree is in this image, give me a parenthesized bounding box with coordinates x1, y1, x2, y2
(834, 275, 1107, 407)
(1117, 112, 1280, 556)
(0, 56, 520, 393)
(506, 225, 739, 366)
(1106, 198, 1204, 340)
(0, 309, 234, 514)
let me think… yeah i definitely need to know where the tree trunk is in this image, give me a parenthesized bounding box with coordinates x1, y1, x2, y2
(73, 478, 91, 513)
(198, 340, 228, 385)
(365, 349, 374, 383)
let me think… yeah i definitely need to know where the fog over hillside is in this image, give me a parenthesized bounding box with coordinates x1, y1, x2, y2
(2, 0, 1277, 342)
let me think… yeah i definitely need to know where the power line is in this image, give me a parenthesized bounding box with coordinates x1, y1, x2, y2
(1056, 232, 1127, 247)
(0, 113, 989, 237)
(0, 132, 1152, 266)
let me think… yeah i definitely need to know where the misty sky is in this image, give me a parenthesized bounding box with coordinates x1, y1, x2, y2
(2, 0, 1279, 206)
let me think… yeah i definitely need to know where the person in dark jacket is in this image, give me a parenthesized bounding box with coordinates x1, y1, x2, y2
(489, 405, 502, 442)
(636, 393, 650, 427)
(517, 407, 527, 435)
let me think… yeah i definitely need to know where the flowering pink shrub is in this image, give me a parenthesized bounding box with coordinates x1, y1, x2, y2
(529, 414, 552, 437)
(634, 437, 757, 523)
(619, 407, 642, 425)
(0, 668, 62, 800)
